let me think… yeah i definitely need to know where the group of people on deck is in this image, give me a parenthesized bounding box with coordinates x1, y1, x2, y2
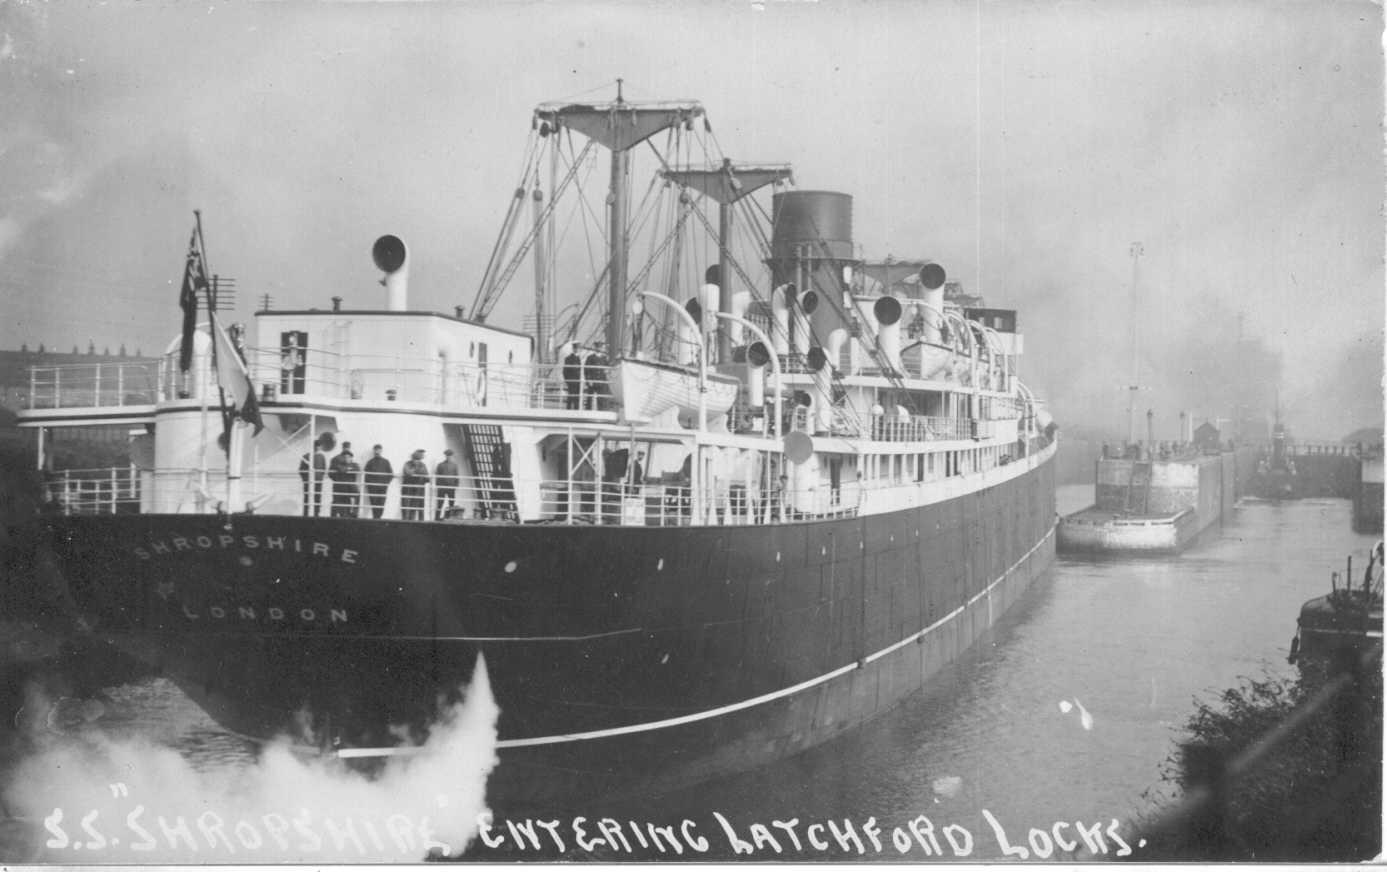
(560, 341, 611, 410)
(299, 436, 465, 520)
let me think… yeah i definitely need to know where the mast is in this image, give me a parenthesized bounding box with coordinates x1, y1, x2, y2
(661, 159, 792, 363)
(610, 109, 629, 357)
(1126, 241, 1144, 445)
(531, 185, 547, 363)
(534, 82, 703, 357)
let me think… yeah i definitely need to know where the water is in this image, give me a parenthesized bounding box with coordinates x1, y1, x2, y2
(6, 487, 1378, 861)
(592, 486, 1379, 860)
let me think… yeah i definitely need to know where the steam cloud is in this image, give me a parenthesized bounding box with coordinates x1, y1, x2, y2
(2, 657, 499, 863)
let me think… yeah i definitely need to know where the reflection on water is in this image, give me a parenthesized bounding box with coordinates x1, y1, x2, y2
(8, 486, 1377, 861)
(614, 487, 1379, 860)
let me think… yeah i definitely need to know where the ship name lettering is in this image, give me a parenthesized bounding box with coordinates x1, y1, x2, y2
(133, 535, 360, 564)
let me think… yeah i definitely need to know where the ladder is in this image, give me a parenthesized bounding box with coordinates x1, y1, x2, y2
(462, 424, 514, 519)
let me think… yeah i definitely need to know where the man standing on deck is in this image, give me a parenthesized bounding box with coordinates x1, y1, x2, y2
(435, 448, 460, 519)
(402, 449, 430, 521)
(583, 342, 610, 410)
(299, 434, 331, 516)
(364, 444, 393, 518)
(630, 450, 646, 495)
(562, 343, 583, 410)
(329, 442, 356, 517)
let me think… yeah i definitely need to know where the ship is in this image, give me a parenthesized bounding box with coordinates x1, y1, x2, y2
(12, 86, 1058, 809)
(1056, 433, 1244, 555)
(1288, 544, 1384, 665)
(1249, 404, 1298, 500)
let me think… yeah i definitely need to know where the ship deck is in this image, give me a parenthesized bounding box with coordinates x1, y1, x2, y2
(1061, 506, 1188, 525)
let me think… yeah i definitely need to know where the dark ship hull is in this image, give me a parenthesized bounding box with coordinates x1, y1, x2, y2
(1249, 468, 1298, 500)
(36, 451, 1055, 808)
(1290, 593, 1383, 663)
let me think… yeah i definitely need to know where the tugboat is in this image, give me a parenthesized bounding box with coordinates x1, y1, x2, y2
(1288, 543, 1384, 664)
(1251, 402, 1298, 500)
(13, 85, 1058, 807)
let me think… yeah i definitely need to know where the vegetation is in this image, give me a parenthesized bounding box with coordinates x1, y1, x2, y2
(1139, 656, 1382, 861)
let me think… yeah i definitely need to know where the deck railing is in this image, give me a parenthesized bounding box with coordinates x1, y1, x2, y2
(39, 448, 1063, 524)
(42, 467, 861, 526)
(24, 362, 161, 410)
(40, 467, 142, 514)
(240, 348, 608, 412)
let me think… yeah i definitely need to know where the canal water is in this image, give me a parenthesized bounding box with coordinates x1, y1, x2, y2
(615, 486, 1380, 861)
(4, 486, 1378, 862)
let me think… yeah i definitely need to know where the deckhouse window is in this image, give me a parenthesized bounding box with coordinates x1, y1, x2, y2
(280, 331, 307, 395)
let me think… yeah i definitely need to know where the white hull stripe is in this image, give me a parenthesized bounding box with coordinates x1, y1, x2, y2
(333, 525, 1055, 759)
(490, 524, 1056, 750)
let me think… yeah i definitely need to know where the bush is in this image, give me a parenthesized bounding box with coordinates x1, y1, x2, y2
(1139, 657, 1381, 861)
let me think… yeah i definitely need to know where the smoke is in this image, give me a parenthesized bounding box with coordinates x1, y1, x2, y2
(1, 657, 499, 863)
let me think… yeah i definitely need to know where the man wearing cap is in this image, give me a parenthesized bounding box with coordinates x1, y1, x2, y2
(363, 445, 393, 518)
(630, 450, 646, 496)
(435, 448, 461, 520)
(298, 433, 332, 516)
(583, 342, 609, 410)
(562, 343, 583, 410)
(329, 442, 359, 517)
(401, 449, 430, 521)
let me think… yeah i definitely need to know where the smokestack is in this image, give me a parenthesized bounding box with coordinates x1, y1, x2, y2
(771, 283, 794, 355)
(746, 340, 770, 407)
(729, 290, 752, 346)
(873, 295, 903, 373)
(372, 235, 409, 311)
(826, 328, 848, 377)
(807, 346, 832, 434)
(793, 289, 819, 355)
(920, 262, 946, 344)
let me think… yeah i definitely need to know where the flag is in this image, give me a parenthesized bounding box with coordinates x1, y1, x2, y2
(178, 227, 208, 373)
(210, 313, 264, 436)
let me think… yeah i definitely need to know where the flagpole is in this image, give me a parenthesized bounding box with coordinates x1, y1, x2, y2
(197, 212, 245, 512)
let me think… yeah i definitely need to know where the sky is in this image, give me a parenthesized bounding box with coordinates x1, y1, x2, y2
(0, 0, 1382, 439)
